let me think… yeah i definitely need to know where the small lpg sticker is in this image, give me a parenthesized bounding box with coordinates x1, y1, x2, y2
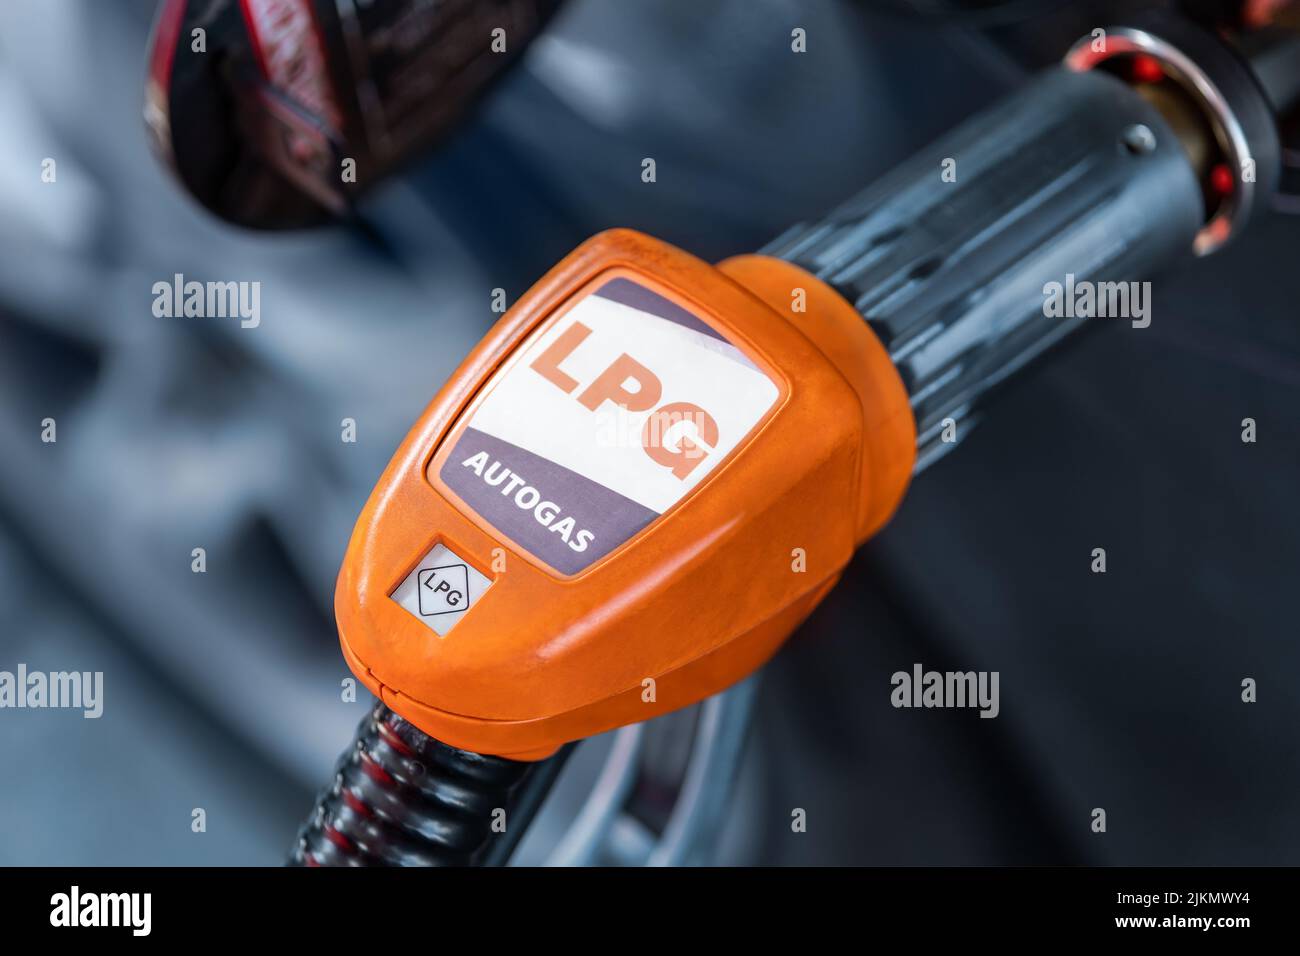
(391, 542, 492, 637)
(417, 565, 469, 617)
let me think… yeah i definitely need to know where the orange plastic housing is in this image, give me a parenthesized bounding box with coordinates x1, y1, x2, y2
(335, 229, 915, 759)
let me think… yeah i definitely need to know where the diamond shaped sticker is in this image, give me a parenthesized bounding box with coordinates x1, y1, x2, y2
(417, 563, 470, 617)
(390, 542, 493, 637)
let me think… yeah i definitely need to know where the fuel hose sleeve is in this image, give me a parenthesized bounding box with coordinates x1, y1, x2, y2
(764, 67, 1204, 472)
(290, 701, 569, 866)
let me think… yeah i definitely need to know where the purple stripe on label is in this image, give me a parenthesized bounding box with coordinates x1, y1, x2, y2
(441, 427, 659, 575)
(593, 277, 727, 343)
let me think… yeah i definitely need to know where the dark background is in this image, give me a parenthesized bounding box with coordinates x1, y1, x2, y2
(0, 0, 1295, 865)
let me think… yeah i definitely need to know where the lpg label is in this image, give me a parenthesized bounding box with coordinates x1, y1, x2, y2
(435, 276, 780, 575)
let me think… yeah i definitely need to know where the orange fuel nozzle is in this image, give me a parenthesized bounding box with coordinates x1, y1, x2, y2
(335, 20, 1280, 760)
(335, 229, 915, 760)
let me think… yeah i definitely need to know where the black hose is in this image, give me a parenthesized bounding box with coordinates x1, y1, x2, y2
(764, 67, 1203, 471)
(290, 701, 570, 866)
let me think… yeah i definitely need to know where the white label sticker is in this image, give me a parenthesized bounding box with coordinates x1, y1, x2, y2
(390, 542, 493, 636)
(435, 276, 779, 575)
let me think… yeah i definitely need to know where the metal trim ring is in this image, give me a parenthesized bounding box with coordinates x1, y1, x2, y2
(1064, 25, 1274, 256)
